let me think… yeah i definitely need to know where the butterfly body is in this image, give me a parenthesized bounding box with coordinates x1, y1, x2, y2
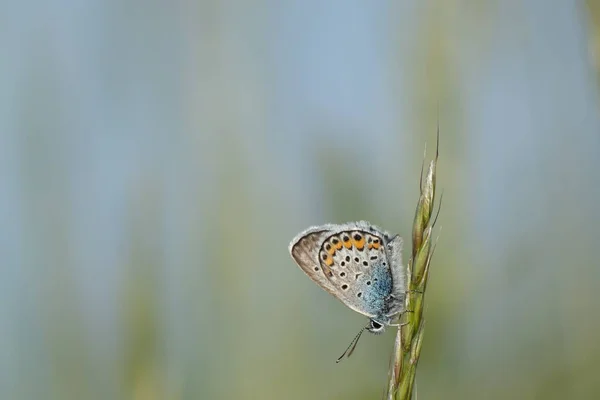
(289, 221, 406, 333)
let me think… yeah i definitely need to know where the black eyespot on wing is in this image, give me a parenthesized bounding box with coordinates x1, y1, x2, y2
(340, 272, 346, 277)
(314, 267, 319, 271)
(332, 238, 339, 245)
(366, 281, 371, 285)
(362, 261, 368, 266)
(353, 233, 361, 241)
(325, 243, 331, 251)
(370, 255, 378, 260)
(345, 256, 350, 262)
(343, 235, 350, 243)
(357, 292, 362, 298)
(354, 257, 359, 262)
(341, 261, 346, 267)
(341, 284, 348, 290)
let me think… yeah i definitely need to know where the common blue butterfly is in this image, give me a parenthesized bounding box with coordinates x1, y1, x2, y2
(289, 221, 407, 361)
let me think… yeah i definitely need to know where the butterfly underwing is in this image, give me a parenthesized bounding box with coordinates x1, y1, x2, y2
(289, 221, 407, 334)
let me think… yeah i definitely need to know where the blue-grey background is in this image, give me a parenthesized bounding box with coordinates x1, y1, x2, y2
(2, 1, 600, 399)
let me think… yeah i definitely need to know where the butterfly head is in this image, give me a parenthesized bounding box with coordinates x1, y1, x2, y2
(366, 318, 387, 334)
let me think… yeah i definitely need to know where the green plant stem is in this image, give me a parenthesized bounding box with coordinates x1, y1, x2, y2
(385, 132, 439, 400)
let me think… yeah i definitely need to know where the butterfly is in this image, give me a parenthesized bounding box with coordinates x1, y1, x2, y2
(288, 221, 407, 361)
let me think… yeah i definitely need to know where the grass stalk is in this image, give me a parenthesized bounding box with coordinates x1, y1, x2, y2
(385, 129, 440, 400)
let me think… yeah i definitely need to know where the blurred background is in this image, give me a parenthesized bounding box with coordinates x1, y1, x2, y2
(2, 1, 600, 399)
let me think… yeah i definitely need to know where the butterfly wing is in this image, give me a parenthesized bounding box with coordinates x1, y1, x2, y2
(382, 234, 406, 318)
(289, 224, 340, 298)
(289, 221, 406, 319)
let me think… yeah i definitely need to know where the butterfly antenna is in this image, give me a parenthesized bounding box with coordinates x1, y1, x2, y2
(336, 326, 366, 363)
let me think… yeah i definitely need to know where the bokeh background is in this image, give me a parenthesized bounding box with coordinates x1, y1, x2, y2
(2, 1, 600, 399)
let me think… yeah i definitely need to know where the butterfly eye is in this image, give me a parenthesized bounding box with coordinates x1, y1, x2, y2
(368, 320, 384, 333)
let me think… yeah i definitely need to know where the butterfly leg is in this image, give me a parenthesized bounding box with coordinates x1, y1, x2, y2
(388, 311, 414, 328)
(388, 321, 410, 328)
(388, 313, 412, 327)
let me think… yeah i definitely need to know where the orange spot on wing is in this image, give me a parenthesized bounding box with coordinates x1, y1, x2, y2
(343, 238, 352, 248)
(371, 242, 380, 250)
(324, 255, 334, 266)
(334, 241, 343, 250)
(353, 238, 365, 250)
